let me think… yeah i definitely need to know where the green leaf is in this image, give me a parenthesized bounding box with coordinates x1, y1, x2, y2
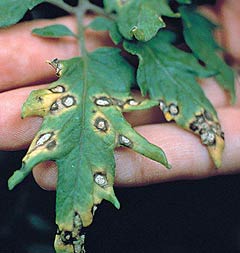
(103, 0, 122, 13)
(117, 0, 180, 41)
(88, 17, 122, 45)
(0, 0, 45, 27)
(124, 31, 225, 168)
(176, 0, 191, 4)
(8, 48, 169, 253)
(180, 6, 236, 104)
(32, 24, 77, 38)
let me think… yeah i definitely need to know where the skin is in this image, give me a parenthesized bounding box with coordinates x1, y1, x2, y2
(0, 0, 240, 190)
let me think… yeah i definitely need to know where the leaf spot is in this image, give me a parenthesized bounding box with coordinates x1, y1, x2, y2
(49, 85, 65, 93)
(94, 117, 109, 132)
(111, 97, 125, 107)
(131, 26, 138, 33)
(201, 130, 216, 146)
(46, 140, 57, 150)
(119, 135, 132, 147)
(61, 95, 76, 107)
(95, 97, 112, 106)
(169, 103, 179, 116)
(126, 99, 139, 106)
(74, 213, 83, 229)
(60, 231, 74, 245)
(94, 173, 108, 187)
(73, 237, 86, 253)
(204, 110, 213, 121)
(50, 101, 60, 112)
(36, 132, 53, 146)
(190, 111, 224, 146)
(48, 58, 63, 77)
(159, 100, 168, 113)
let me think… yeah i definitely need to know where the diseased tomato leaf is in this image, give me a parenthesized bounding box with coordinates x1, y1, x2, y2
(8, 48, 170, 253)
(180, 6, 236, 104)
(0, 0, 45, 27)
(32, 24, 77, 38)
(116, 0, 180, 41)
(124, 31, 225, 168)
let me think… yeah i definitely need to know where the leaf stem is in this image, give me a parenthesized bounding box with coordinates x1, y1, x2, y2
(45, 0, 114, 56)
(45, 0, 76, 14)
(76, 0, 89, 58)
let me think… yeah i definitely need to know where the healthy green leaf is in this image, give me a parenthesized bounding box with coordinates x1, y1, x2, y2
(8, 48, 170, 253)
(32, 24, 77, 38)
(88, 17, 122, 45)
(103, 0, 122, 13)
(176, 0, 191, 4)
(0, 0, 45, 27)
(124, 31, 225, 168)
(180, 6, 236, 104)
(117, 0, 180, 41)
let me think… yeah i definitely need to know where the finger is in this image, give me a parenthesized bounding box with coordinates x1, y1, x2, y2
(0, 85, 44, 150)
(0, 15, 113, 91)
(198, 76, 240, 108)
(32, 106, 240, 190)
(115, 107, 240, 186)
(199, 2, 240, 65)
(216, 0, 240, 64)
(0, 76, 239, 150)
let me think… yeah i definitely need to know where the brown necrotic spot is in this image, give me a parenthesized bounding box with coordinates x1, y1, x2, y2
(60, 231, 74, 245)
(94, 117, 109, 132)
(49, 85, 65, 93)
(50, 101, 60, 112)
(190, 111, 224, 147)
(61, 95, 76, 107)
(203, 110, 213, 121)
(118, 135, 132, 148)
(111, 97, 125, 107)
(190, 121, 199, 132)
(48, 58, 62, 77)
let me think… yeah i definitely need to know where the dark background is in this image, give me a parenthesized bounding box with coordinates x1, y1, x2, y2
(2, 150, 240, 253)
(2, 0, 240, 252)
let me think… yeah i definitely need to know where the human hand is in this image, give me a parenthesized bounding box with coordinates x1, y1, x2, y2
(0, 1, 239, 190)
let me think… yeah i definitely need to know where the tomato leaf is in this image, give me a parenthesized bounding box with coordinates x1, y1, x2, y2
(116, 0, 180, 41)
(124, 31, 225, 168)
(8, 48, 170, 253)
(88, 17, 122, 45)
(180, 6, 236, 104)
(32, 24, 77, 38)
(176, 0, 191, 4)
(103, 0, 121, 13)
(0, 0, 45, 27)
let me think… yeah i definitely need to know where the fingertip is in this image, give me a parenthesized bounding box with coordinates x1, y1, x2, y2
(33, 161, 57, 191)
